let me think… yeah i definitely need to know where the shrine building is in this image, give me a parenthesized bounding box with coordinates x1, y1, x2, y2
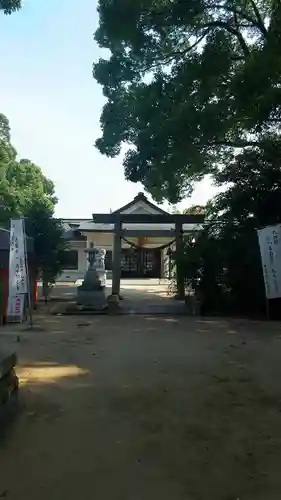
(60, 193, 204, 283)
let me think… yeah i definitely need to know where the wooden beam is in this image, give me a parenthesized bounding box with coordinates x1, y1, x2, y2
(80, 229, 114, 234)
(112, 218, 122, 296)
(81, 228, 199, 235)
(121, 230, 176, 238)
(92, 213, 204, 224)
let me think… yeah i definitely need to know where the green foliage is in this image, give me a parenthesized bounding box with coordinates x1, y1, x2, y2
(24, 203, 66, 287)
(0, 157, 57, 227)
(0, 113, 11, 143)
(5, 159, 57, 216)
(94, 0, 280, 202)
(181, 227, 265, 316)
(95, 0, 281, 316)
(0, 114, 17, 224)
(178, 140, 281, 316)
(173, 205, 205, 215)
(0, 114, 66, 286)
(0, 0, 21, 14)
(213, 138, 281, 228)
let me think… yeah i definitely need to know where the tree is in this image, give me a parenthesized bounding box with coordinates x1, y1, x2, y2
(94, 0, 281, 202)
(173, 205, 205, 215)
(0, 114, 17, 224)
(0, 114, 66, 290)
(179, 139, 281, 317)
(1, 157, 57, 227)
(0, 0, 21, 14)
(213, 138, 281, 229)
(0, 113, 11, 143)
(0, 112, 56, 223)
(24, 202, 66, 293)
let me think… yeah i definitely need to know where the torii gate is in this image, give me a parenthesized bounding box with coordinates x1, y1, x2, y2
(92, 212, 204, 299)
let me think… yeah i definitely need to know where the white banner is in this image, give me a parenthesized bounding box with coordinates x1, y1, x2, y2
(8, 218, 28, 296)
(7, 294, 25, 322)
(257, 224, 281, 299)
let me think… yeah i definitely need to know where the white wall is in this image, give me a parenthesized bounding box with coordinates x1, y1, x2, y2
(58, 234, 176, 281)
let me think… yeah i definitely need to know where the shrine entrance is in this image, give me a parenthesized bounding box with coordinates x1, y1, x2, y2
(92, 211, 204, 299)
(120, 247, 161, 279)
(104, 248, 161, 278)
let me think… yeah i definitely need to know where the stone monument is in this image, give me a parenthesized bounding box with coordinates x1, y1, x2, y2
(76, 242, 107, 310)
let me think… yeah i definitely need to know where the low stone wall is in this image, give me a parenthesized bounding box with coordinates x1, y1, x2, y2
(0, 350, 19, 426)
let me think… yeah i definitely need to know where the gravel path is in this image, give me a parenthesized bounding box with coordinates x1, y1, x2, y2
(1, 313, 281, 499)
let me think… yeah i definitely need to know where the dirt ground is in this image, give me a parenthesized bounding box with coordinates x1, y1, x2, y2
(1, 312, 281, 500)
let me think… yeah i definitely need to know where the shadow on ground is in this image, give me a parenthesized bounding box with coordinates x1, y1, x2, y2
(42, 279, 185, 314)
(1, 313, 281, 499)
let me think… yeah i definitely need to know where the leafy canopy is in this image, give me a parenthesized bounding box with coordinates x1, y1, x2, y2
(179, 138, 281, 316)
(0, 114, 66, 285)
(94, 0, 281, 202)
(24, 202, 66, 287)
(173, 205, 205, 215)
(0, 0, 21, 14)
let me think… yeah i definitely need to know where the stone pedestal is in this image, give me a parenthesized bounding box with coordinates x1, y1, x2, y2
(76, 242, 107, 311)
(77, 269, 107, 309)
(96, 269, 106, 288)
(107, 293, 120, 314)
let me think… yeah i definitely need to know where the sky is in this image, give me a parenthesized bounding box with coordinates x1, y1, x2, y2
(0, 0, 217, 217)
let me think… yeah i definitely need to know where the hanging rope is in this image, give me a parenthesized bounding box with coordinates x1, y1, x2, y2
(121, 236, 176, 252)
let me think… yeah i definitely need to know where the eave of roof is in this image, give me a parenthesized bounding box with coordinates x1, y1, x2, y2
(113, 192, 168, 215)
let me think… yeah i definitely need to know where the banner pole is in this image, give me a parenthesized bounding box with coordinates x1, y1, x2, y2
(266, 298, 269, 321)
(22, 218, 33, 328)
